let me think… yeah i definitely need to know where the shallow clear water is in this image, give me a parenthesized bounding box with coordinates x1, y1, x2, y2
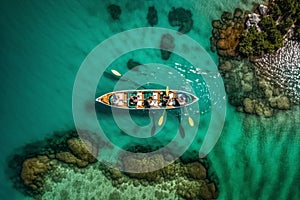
(1, 0, 299, 199)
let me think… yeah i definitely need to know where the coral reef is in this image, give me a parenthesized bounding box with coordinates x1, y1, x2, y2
(177, 179, 217, 200)
(216, 24, 244, 57)
(107, 4, 121, 20)
(120, 153, 174, 181)
(7, 130, 219, 200)
(211, 8, 246, 58)
(168, 7, 193, 34)
(101, 149, 218, 200)
(218, 57, 290, 117)
(67, 138, 97, 163)
(55, 152, 89, 168)
(147, 6, 158, 27)
(20, 156, 52, 190)
(54, 138, 98, 168)
(184, 162, 207, 180)
(7, 130, 102, 197)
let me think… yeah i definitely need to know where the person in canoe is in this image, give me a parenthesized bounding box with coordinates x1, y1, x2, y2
(112, 95, 124, 106)
(168, 98, 180, 107)
(129, 95, 138, 106)
(160, 95, 169, 107)
(144, 96, 152, 108)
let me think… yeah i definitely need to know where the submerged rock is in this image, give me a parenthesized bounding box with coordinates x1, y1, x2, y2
(168, 7, 193, 34)
(254, 102, 264, 116)
(221, 11, 232, 23)
(21, 156, 51, 190)
(276, 96, 291, 110)
(184, 162, 207, 180)
(212, 20, 222, 29)
(177, 179, 217, 200)
(109, 190, 121, 200)
(127, 59, 142, 70)
(216, 24, 244, 57)
(199, 182, 218, 200)
(147, 6, 158, 26)
(210, 9, 246, 58)
(160, 33, 175, 60)
(55, 152, 89, 168)
(118, 150, 217, 199)
(54, 138, 98, 168)
(234, 8, 243, 19)
(243, 98, 255, 114)
(263, 107, 273, 117)
(67, 138, 97, 163)
(10, 130, 219, 200)
(219, 60, 232, 72)
(246, 13, 261, 30)
(258, 4, 268, 16)
(107, 4, 121, 20)
(121, 153, 167, 181)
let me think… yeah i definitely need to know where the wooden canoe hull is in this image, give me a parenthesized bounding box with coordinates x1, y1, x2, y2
(95, 89, 198, 110)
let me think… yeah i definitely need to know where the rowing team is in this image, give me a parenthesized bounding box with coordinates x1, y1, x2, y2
(129, 94, 180, 108)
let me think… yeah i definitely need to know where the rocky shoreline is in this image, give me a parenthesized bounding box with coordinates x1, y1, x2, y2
(210, 1, 299, 117)
(7, 130, 218, 200)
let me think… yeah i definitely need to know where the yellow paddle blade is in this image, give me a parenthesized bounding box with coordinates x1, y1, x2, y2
(188, 116, 194, 127)
(111, 69, 121, 77)
(166, 86, 169, 96)
(158, 115, 164, 126)
(158, 111, 165, 126)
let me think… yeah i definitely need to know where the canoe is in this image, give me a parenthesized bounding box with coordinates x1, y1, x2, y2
(95, 89, 198, 110)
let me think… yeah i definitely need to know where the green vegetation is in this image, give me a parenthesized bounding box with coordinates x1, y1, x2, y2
(239, 26, 282, 56)
(276, 0, 299, 15)
(238, 0, 300, 57)
(259, 16, 275, 31)
(268, 4, 281, 20)
(296, 27, 300, 38)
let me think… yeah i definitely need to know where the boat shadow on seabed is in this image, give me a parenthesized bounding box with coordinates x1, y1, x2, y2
(96, 101, 194, 139)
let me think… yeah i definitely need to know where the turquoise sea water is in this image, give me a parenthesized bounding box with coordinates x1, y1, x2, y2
(1, 0, 299, 199)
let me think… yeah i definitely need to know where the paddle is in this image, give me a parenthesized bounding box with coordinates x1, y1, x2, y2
(177, 107, 194, 138)
(111, 69, 122, 77)
(105, 68, 148, 89)
(158, 110, 166, 126)
(188, 116, 194, 126)
(104, 69, 122, 80)
(166, 86, 169, 96)
(185, 106, 195, 127)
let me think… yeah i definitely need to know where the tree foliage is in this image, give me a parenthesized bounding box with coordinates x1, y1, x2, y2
(275, 0, 299, 16)
(238, 0, 300, 56)
(277, 18, 294, 34)
(273, 0, 300, 39)
(295, 26, 300, 39)
(238, 25, 282, 57)
(268, 4, 281, 20)
(258, 16, 275, 31)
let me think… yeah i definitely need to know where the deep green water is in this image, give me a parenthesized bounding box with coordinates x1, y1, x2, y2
(1, 0, 299, 199)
